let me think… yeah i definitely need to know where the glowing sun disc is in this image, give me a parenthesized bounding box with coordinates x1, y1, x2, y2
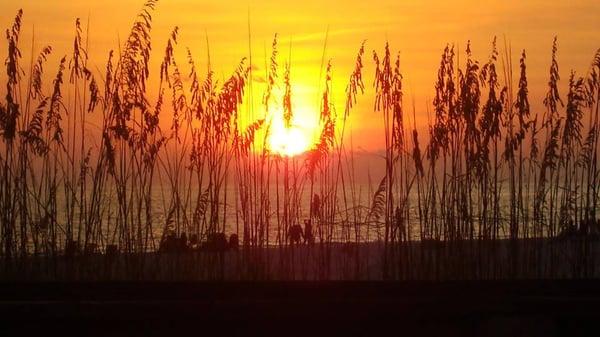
(269, 125, 310, 156)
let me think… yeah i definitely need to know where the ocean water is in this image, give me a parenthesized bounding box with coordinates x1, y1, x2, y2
(43, 178, 551, 250)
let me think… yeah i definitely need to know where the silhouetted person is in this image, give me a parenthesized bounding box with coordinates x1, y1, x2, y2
(65, 240, 80, 258)
(159, 231, 177, 253)
(84, 243, 98, 255)
(243, 229, 250, 249)
(178, 232, 188, 252)
(592, 219, 600, 237)
(311, 194, 321, 219)
(105, 244, 119, 259)
(580, 218, 589, 236)
(189, 234, 199, 250)
(303, 219, 314, 244)
(229, 234, 239, 250)
(289, 224, 303, 245)
(558, 219, 578, 239)
(204, 232, 228, 252)
(395, 206, 407, 242)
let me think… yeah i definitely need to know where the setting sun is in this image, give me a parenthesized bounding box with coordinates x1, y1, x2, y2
(269, 124, 310, 157)
(267, 109, 317, 156)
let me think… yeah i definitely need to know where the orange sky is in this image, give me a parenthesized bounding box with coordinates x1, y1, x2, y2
(1, 0, 599, 152)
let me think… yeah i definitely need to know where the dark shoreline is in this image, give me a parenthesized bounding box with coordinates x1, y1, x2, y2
(1, 280, 600, 336)
(2, 237, 600, 281)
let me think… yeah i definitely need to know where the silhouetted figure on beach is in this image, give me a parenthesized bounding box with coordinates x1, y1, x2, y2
(311, 194, 321, 219)
(65, 240, 80, 258)
(84, 243, 98, 255)
(395, 206, 407, 242)
(204, 232, 229, 252)
(303, 219, 314, 244)
(558, 218, 600, 240)
(189, 234, 199, 250)
(159, 231, 179, 253)
(229, 234, 239, 250)
(289, 224, 303, 245)
(178, 232, 188, 252)
(593, 219, 600, 237)
(105, 244, 119, 259)
(583, 218, 600, 238)
(243, 229, 250, 249)
(558, 220, 578, 239)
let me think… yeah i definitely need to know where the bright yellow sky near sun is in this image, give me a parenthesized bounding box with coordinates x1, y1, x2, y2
(0, 0, 598, 152)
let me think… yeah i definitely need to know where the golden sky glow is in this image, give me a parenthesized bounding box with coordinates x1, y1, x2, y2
(1, 0, 599, 152)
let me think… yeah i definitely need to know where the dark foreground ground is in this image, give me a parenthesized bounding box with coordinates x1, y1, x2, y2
(4, 238, 600, 281)
(1, 281, 599, 337)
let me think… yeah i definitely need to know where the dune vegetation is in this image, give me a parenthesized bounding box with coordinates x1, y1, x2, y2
(1, 1, 600, 280)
